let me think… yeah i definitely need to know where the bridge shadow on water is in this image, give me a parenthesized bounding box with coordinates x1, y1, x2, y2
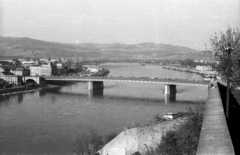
(39, 87, 203, 106)
(0, 85, 204, 109)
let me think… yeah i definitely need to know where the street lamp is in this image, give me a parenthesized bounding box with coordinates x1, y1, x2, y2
(225, 42, 234, 119)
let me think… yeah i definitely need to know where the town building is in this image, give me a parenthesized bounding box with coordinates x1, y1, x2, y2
(29, 63, 57, 76)
(29, 66, 42, 76)
(84, 65, 101, 73)
(41, 63, 57, 76)
(56, 63, 63, 69)
(21, 59, 39, 68)
(0, 72, 22, 85)
(11, 68, 30, 76)
(0, 66, 10, 73)
(196, 65, 213, 71)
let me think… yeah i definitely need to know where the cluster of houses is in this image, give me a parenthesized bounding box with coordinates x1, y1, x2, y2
(0, 58, 61, 87)
(0, 58, 107, 88)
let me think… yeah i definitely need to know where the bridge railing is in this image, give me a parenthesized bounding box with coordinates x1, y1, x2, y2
(45, 76, 209, 85)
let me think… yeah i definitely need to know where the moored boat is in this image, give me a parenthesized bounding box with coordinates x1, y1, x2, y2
(163, 112, 179, 120)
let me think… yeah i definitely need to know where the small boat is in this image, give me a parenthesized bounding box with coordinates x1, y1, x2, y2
(163, 112, 178, 120)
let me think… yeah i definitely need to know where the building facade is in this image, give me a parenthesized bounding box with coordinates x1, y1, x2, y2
(11, 68, 30, 76)
(41, 57, 57, 76)
(196, 65, 212, 71)
(29, 66, 42, 76)
(0, 72, 22, 85)
(29, 64, 57, 76)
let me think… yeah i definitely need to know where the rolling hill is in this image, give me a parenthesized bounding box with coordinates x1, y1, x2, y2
(0, 36, 211, 60)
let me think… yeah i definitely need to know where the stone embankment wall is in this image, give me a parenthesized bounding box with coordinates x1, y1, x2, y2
(196, 82, 235, 155)
(96, 118, 186, 155)
(0, 86, 39, 95)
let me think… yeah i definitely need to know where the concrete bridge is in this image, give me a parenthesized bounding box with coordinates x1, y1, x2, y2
(22, 76, 44, 85)
(44, 76, 208, 102)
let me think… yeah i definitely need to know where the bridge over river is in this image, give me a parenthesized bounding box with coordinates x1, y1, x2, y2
(43, 76, 209, 100)
(23, 75, 209, 102)
(44, 76, 208, 87)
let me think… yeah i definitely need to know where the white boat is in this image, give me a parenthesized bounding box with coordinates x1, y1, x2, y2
(163, 112, 178, 120)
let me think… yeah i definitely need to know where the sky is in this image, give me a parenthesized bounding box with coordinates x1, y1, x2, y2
(0, 0, 239, 50)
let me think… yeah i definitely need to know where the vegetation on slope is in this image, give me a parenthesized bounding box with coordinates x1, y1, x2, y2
(147, 105, 204, 155)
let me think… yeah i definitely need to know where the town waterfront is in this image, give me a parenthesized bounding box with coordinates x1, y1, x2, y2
(0, 63, 208, 154)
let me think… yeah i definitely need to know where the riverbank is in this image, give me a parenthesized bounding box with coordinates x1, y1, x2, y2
(162, 66, 216, 76)
(96, 105, 204, 155)
(0, 84, 61, 96)
(97, 117, 187, 155)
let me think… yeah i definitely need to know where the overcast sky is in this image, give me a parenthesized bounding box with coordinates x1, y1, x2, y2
(0, 0, 239, 50)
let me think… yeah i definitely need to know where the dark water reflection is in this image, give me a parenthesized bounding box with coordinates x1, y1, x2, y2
(164, 94, 176, 104)
(0, 64, 208, 154)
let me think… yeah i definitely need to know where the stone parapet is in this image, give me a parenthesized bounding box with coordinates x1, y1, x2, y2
(196, 82, 235, 155)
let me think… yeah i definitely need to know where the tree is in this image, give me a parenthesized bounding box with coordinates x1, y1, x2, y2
(210, 27, 240, 88)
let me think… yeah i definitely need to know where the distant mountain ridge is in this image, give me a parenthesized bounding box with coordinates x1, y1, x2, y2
(0, 36, 208, 60)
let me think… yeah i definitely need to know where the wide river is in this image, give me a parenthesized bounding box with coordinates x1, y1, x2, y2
(0, 63, 208, 155)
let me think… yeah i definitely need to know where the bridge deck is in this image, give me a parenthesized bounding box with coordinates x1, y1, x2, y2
(44, 76, 209, 87)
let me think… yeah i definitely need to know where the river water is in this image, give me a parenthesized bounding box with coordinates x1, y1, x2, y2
(0, 63, 207, 155)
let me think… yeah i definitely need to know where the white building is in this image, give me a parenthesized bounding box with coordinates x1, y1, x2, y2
(87, 67, 99, 73)
(196, 65, 212, 71)
(29, 63, 57, 76)
(29, 66, 42, 76)
(0, 72, 22, 85)
(84, 65, 100, 73)
(41, 63, 57, 76)
(56, 63, 63, 69)
(11, 68, 30, 76)
(22, 60, 39, 67)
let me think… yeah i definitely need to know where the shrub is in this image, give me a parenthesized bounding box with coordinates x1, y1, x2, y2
(72, 130, 117, 155)
(147, 105, 204, 155)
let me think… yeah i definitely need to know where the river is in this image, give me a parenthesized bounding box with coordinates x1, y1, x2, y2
(0, 63, 208, 155)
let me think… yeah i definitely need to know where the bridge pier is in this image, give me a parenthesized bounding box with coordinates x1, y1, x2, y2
(164, 84, 176, 95)
(88, 89, 104, 98)
(88, 81, 104, 98)
(88, 81, 104, 91)
(165, 94, 176, 104)
(164, 85, 177, 104)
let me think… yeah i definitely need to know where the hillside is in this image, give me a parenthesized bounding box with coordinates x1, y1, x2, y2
(0, 36, 210, 60)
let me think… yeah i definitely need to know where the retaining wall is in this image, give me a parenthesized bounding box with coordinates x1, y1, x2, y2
(196, 82, 235, 155)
